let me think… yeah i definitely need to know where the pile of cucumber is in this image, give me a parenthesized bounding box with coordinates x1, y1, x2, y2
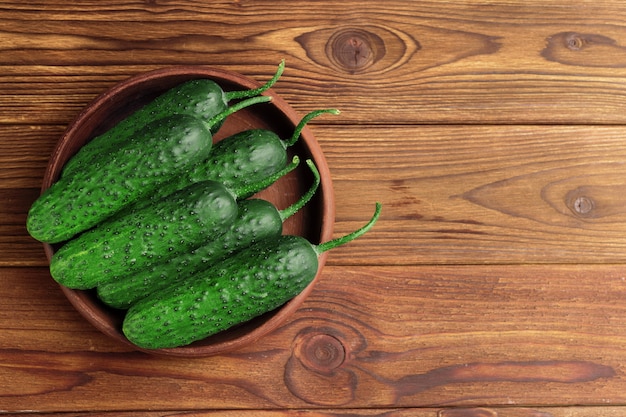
(27, 62, 381, 350)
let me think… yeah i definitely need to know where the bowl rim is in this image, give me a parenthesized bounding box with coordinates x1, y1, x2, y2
(41, 65, 336, 357)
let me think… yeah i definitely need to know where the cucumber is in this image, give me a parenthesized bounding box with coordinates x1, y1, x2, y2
(134, 108, 339, 210)
(27, 95, 271, 244)
(195, 108, 339, 199)
(61, 61, 285, 177)
(49, 157, 300, 291)
(49, 180, 238, 290)
(122, 203, 382, 350)
(97, 159, 321, 310)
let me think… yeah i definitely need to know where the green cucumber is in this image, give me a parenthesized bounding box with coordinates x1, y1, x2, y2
(61, 61, 285, 177)
(49, 156, 300, 291)
(122, 203, 382, 350)
(27, 95, 271, 244)
(49, 180, 238, 290)
(97, 159, 320, 310)
(195, 108, 339, 199)
(133, 108, 339, 211)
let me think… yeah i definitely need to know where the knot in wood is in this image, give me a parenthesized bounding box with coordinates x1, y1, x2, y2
(326, 28, 385, 73)
(565, 33, 586, 51)
(565, 188, 597, 218)
(573, 195, 594, 216)
(296, 333, 346, 373)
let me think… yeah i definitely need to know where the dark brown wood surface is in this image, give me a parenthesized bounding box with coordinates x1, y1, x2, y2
(3, 1, 626, 415)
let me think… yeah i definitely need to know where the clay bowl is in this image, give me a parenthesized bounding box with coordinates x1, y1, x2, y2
(41, 66, 335, 357)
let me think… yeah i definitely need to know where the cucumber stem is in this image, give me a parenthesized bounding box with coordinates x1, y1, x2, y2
(279, 159, 320, 221)
(224, 60, 285, 101)
(315, 203, 382, 255)
(205, 95, 272, 130)
(232, 155, 300, 199)
(283, 109, 340, 148)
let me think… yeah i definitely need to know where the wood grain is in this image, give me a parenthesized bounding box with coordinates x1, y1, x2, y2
(4, 0, 626, 415)
(8, 125, 626, 266)
(2, 1, 626, 124)
(318, 125, 626, 265)
(13, 409, 626, 417)
(3, 265, 626, 411)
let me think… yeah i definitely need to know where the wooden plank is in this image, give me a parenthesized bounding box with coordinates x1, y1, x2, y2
(0, 125, 59, 189)
(0, 410, 429, 417)
(3, 1, 626, 124)
(316, 125, 626, 265)
(2, 265, 626, 412)
(438, 410, 626, 417)
(7, 124, 626, 266)
(0, 189, 48, 267)
(12, 408, 626, 417)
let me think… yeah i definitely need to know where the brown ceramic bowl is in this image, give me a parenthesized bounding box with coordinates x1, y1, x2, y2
(41, 66, 335, 357)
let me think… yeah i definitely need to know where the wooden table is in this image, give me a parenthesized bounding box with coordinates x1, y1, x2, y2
(4, 1, 626, 415)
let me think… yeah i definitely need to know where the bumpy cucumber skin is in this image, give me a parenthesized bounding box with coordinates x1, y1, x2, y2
(97, 198, 285, 309)
(50, 180, 238, 290)
(134, 129, 289, 210)
(62, 79, 227, 177)
(27, 114, 213, 244)
(122, 235, 318, 349)
(197, 129, 288, 195)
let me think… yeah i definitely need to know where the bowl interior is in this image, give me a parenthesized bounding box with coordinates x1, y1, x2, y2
(41, 66, 335, 356)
